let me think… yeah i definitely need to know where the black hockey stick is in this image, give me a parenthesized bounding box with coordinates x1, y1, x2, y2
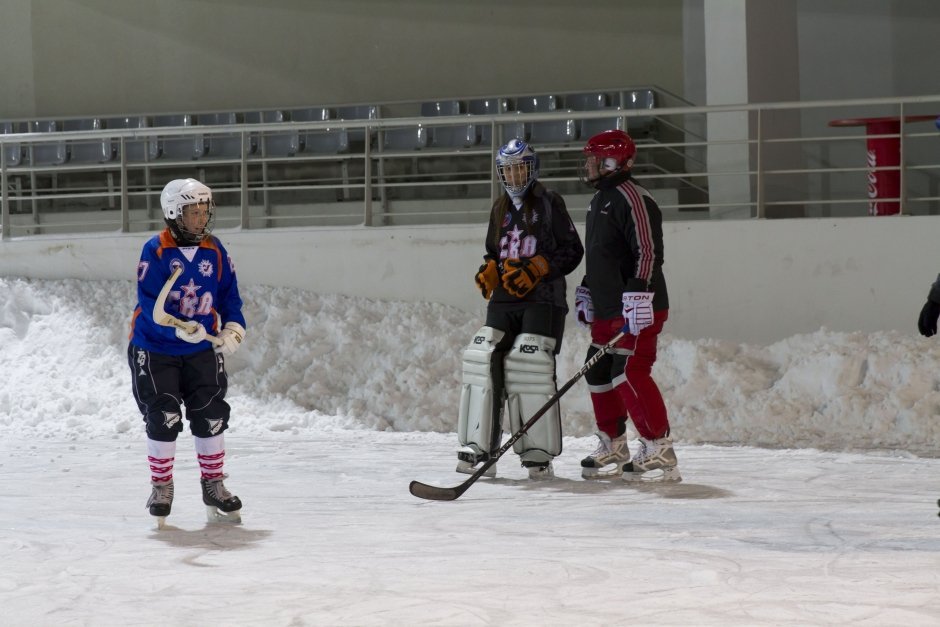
(409, 331, 629, 501)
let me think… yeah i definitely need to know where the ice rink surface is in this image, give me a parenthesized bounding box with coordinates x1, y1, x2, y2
(3, 432, 939, 626)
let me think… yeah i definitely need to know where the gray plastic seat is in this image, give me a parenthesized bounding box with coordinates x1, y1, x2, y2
(152, 114, 205, 160)
(26, 120, 69, 166)
(292, 108, 349, 154)
(467, 98, 525, 147)
(1, 122, 24, 166)
(104, 116, 159, 162)
(564, 92, 625, 139)
(563, 92, 612, 111)
(201, 112, 255, 159)
(420, 100, 478, 149)
(622, 89, 657, 136)
(335, 105, 378, 150)
(515, 95, 577, 145)
(245, 110, 298, 157)
(63, 118, 114, 163)
(382, 124, 428, 151)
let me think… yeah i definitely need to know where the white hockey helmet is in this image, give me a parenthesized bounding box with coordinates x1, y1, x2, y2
(160, 178, 215, 244)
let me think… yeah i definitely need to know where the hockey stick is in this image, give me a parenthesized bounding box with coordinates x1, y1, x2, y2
(409, 330, 629, 501)
(152, 265, 224, 347)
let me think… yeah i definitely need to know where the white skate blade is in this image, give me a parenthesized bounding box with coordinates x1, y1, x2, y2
(581, 462, 627, 480)
(623, 466, 682, 483)
(456, 460, 496, 478)
(152, 516, 168, 530)
(206, 505, 242, 524)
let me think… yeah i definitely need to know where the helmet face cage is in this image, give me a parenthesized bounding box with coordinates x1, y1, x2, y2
(496, 138, 539, 196)
(160, 178, 215, 244)
(580, 130, 636, 185)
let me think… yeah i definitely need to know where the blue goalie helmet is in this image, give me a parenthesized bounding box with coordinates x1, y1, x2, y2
(496, 138, 539, 196)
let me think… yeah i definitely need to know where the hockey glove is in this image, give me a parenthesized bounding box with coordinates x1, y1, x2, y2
(918, 300, 940, 337)
(575, 286, 594, 327)
(214, 321, 246, 356)
(621, 292, 654, 335)
(502, 255, 549, 298)
(474, 259, 499, 300)
(175, 322, 208, 344)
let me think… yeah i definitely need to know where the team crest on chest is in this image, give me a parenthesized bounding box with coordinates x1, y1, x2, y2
(198, 259, 214, 277)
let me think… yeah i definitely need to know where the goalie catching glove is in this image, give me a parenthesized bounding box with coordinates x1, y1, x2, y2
(474, 259, 499, 300)
(501, 255, 549, 298)
(214, 322, 246, 356)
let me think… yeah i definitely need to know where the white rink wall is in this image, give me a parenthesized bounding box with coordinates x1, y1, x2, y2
(1, 215, 938, 344)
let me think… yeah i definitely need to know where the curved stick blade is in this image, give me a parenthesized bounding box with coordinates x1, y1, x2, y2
(409, 480, 462, 501)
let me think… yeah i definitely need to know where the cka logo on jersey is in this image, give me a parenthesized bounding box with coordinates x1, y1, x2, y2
(198, 259, 214, 277)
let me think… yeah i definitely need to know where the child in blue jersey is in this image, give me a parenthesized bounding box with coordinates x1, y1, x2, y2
(127, 178, 247, 526)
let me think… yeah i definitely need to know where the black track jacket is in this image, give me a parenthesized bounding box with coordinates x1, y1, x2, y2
(582, 171, 668, 319)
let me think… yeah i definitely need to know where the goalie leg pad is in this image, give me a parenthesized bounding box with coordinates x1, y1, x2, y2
(504, 333, 562, 464)
(457, 327, 506, 458)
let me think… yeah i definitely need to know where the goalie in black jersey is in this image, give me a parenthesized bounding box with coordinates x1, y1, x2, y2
(455, 139, 584, 480)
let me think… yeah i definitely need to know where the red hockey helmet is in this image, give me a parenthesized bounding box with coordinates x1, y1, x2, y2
(583, 129, 636, 168)
(581, 129, 636, 185)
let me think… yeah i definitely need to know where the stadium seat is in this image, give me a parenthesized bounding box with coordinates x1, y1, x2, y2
(152, 114, 206, 160)
(244, 110, 298, 157)
(468, 98, 526, 147)
(382, 124, 428, 151)
(201, 112, 255, 159)
(622, 89, 657, 136)
(564, 92, 625, 139)
(104, 116, 159, 162)
(292, 108, 350, 154)
(26, 120, 69, 166)
(63, 118, 115, 163)
(514, 95, 577, 146)
(335, 105, 378, 151)
(1, 122, 24, 166)
(420, 101, 479, 149)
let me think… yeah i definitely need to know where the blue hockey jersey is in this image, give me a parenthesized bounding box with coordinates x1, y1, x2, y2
(129, 229, 246, 355)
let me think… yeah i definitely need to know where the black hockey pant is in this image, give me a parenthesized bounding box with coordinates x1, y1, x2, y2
(127, 343, 231, 442)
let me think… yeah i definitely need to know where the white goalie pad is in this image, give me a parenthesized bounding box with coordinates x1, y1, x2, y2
(457, 326, 505, 457)
(504, 333, 561, 463)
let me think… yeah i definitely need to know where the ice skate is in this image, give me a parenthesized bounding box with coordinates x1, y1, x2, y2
(456, 446, 496, 478)
(523, 460, 555, 481)
(622, 436, 682, 483)
(147, 480, 174, 529)
(581, 432, 630, 479)
(201, 476, 242, 523)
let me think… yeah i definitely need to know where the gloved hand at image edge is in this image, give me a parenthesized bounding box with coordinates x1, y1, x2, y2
(214, 321, 246, 355)
(621, 292, 654, 335)
(918, 299, 940, 337)
(502, 255, 549, 298)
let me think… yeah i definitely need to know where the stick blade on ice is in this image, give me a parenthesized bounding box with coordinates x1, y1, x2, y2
(409, 480, 462, 501)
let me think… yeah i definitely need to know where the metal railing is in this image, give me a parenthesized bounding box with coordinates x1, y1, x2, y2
(2, 93, 940, 239)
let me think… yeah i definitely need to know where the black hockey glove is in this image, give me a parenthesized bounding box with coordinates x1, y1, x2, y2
(918, 300, 940, 337)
